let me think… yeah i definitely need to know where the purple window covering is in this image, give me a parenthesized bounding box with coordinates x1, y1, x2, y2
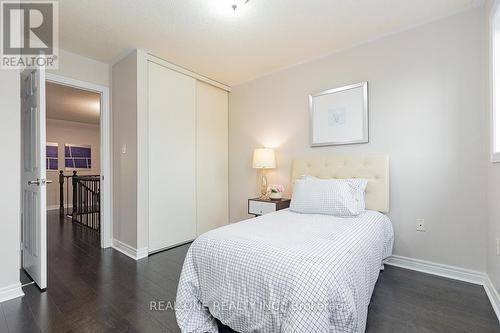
(46, 145, 58, 158)
(73, 158, 88, 169)
(69, 146, 91, 158)
(46, 144, 58, 170)
(65, 158, 74, 169)
(47, 159, 58, 170)
(64, 145, 92, 169)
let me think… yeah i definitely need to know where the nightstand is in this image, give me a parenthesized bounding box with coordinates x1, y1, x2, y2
(248, 198, 291, 216)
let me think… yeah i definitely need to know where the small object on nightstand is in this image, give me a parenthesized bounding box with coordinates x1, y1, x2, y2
(268, 184, 285, 200)
(248, 197, 291, 217)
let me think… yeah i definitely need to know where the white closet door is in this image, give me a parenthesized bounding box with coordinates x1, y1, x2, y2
(196, 81, 229, 235)
(148, 62, 197, 252)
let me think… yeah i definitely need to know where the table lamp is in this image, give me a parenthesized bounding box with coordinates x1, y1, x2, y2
(252, 148, 276, 199)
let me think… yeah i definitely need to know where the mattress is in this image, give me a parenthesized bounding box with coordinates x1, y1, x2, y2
(176, 209, 394, 333)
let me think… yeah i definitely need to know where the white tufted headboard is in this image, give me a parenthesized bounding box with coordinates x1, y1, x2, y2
(291, 155, 390, 213)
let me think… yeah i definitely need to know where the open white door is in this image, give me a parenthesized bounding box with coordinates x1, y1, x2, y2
(21, 68, 47, 290)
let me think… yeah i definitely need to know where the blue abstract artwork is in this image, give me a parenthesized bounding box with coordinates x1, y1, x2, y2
(65, 144, 92, 170)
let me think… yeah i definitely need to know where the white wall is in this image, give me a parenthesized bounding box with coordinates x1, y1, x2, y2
(136, 50, 149, 251)
(0, 70, 21, 299)
(229, 8, 488, 272)
(488, 165, 500, 290)
(46, 119, 101, 208)
(112, 51, 138, 248)
(48, 49, 109, 86)
(487, 0, 500, 295)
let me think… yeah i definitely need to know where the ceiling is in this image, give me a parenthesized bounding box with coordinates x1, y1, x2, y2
(46, 82, 100, 125)
(58, 0, 481, 85)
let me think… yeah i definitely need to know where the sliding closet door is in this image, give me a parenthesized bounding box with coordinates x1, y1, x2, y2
(148, 62, 197, 252)
(196, 81, 229, 235)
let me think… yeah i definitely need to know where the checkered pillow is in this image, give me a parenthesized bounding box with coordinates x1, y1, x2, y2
(290, 176, 368, 216)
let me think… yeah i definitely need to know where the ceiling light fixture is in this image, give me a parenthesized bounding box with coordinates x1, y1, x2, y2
(232, 0, 249, 11)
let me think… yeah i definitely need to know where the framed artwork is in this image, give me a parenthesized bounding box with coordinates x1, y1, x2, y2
(46, 142, 59, 171)
(65, 144, 92, 170)
(309, 82, 368, 147)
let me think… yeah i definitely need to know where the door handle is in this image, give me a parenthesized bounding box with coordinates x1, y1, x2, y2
(28, 179, 52, 186)
(28, 179, 40, 186)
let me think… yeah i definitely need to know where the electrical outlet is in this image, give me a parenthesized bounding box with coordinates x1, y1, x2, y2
(496, 238, 499, 255)
(416, 219, 425, 232)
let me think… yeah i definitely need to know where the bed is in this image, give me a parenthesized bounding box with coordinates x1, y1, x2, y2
(176, 155, 394, 333)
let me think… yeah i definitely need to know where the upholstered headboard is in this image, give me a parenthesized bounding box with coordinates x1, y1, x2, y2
(291, 155, 390, 213)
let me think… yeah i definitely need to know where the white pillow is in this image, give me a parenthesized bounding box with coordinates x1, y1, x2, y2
(289, 176, 368, 217)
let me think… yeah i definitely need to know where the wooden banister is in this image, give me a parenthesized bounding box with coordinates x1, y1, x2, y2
(58, 170, 101, 232)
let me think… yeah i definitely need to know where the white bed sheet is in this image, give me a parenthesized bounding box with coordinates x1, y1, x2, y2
(176, 209, 394, 333)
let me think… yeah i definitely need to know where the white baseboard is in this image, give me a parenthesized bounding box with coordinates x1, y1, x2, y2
(102, 237, 112, 249)
(136, 247, 149, 260)
(0, 282, 24, 303)
(384, 255, 486, 285)
(385, 255, 500, 323)
(112, 239, 148, 260)
(484, 276, 500, 321)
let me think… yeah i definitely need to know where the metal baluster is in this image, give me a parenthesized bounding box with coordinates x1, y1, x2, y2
(72, 174, 77, 222)
(59, 171, 64, 217)
(93, 180, 95, 230)
(87, 180, 90, 228)
(65, 176, 67, 216)
(97, 179, 100, 231)
(92, 180, 95, 230)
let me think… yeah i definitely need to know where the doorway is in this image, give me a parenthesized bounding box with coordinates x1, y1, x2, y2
(46, 82, 102, 233)
(20, 71, 111, 290)
(45, 74, 111, 248)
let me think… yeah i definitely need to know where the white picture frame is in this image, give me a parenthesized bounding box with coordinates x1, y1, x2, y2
(309, 82, 369, 147)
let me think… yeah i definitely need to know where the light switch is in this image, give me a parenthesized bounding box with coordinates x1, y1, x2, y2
(416, 219, 425, 232)
(122, 144, 127, 154)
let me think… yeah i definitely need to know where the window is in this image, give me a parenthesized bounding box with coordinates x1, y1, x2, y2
(46, 142, 58, 170)
(65, 144, 92, 170)
(492, 5, 500, 162)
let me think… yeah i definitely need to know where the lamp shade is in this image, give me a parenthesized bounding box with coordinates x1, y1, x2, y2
(252, 148, 276, 169)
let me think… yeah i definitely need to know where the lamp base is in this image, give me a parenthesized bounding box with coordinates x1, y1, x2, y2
(258, 193, 270, 200)
(259, 168, 269, 200)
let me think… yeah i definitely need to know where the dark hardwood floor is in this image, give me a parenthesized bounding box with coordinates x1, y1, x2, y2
(0, 211, 498, 333)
